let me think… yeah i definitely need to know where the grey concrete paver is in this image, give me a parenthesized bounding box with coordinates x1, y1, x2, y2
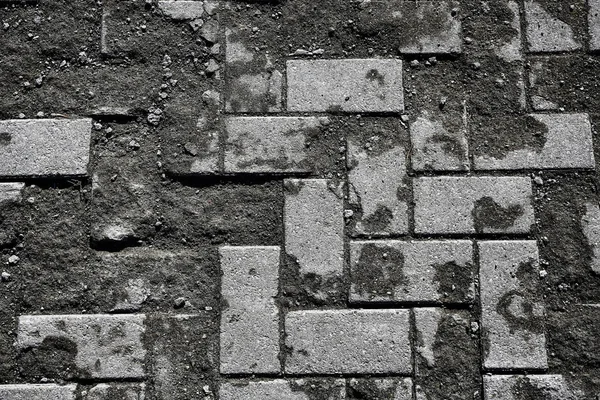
(0, 384, 76, 400)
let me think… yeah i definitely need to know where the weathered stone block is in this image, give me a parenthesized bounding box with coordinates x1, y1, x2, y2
(483, 375, 583, 400)
(0, 384, 76, 400)
(590, 0, 600, 51)
(524, 0, 582, 52)
(0, 182, 25, 204)
(220, 379, 346, 400)
(348, 378, 413, 400)
(158, 1, 204, 20)
(84, 383, 145, 400)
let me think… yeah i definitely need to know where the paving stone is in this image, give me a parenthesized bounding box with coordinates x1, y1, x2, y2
(479, 240, 548, 370)
(349, 240, 475, 304)
(224, 117, 328, 173)
(414, 177, 534, 234)
(524, 0, 581, 52)
(0, 384, 77, 400)
(347, 130, 409, 235)
(493, 1, 524, 62)
(284, 309, 411, 374)
(357, 0, 462, 54)
(582, 202, 600, 274)
(219, 246, 280, 374)
(225, 26, 283, 113)
(348, 378, 413, 400)
(0, 119, 91, 177)
(158, 1, 204, 20)
(590, 0, 600, 51)
(84, 383, 145, 400)
(410, 110, 469, 171)
(220, 379, 346, 400)
(473, 113, 595, 170)
(287, 59, 404, 113)
(17, 314, 146, 379)
(0, 182, 25, 203)
(483, 375, 583, 400)
(284, 179, 344, 276)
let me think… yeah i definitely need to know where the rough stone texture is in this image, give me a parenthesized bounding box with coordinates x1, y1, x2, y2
(84, 383, 146, 400)
(17, 314, 146, 379)
(349, 240, 475, 304)
(474, 113, 595, 170)
(0, 119, 91, 177)
(483, 375, 583, 400)
(158, 1, 204, 20)
(347, 135, 409, 235)
(0, 183, 25, 203)
(590, 0, 600, 51)
(524, 1, 581, 52)
(479, 240, 548, 370)
(284, 179, 344, 276)
(224, 117, 326, 173)
(219, 246, 280, 374)
(284, 309, 411, 374)
(287, 59, 404, 112)
(220, 379, 346, 400)
(348, 378, 413, 400)
(494, 1, 523, 62)
(0, 384, 77, 400)
(581, 202, 600, 274)
(414, 177, 534, 234)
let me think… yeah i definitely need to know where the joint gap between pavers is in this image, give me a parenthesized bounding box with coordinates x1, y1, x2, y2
(0, 177, 91, 188)
(405, 119, 416, 237)
(409, 308, 417, 384)
(412, 168, 597, 177)
(61, 377, 147, 385)
(482, 367, 550, 374)
(165, 173, 291, 187)
(412, 233, 535, 241)
(525, 49, 589, 57)
(342, 134, 352, 310)
(220, 372, 414, 379)
(277, 194, 287, 375)
(221, 111, 407, 118)
(473, 239, 485, 399)
(346, 301, 473, 310)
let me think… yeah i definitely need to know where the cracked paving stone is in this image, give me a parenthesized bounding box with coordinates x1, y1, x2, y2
(483, 375, 583, 400)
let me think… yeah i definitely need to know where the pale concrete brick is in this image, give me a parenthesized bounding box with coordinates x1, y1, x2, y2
(347, 136, 409, 235)
(220, 379, 346, 400)
(414, 177, 534, 234)
(284, 179, 344, 276)
(524, 1, 581, 52)
(0, 119, 91, 177)
(224, 117, 327, 173)
(348, 378, 413, 400)
(284, 309, 411, 374)
(158, 1, 204, 20)
(85, 383, 145, 400)
(349, 240, 474, 304)
(474, 113, 595, 170)
(17, 314, 146, 378)
(581, 202, 600, 274)
(219, 246, 280, 374)
(0, 182, 25, 203)
(590, 0, 600, 51)
(410, 110, 469, 171)
(287, 59, 404, 113)
(483, 375, 583, 400)
(0, 384, 76, 400)
(495, 1, 523, 62)
(479, 241, 548, 370)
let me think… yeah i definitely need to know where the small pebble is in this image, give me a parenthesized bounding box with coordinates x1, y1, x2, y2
(173, 297, 186, 308)
(1, 271, 11, 282)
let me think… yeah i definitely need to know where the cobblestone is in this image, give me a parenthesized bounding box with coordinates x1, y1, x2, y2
(219, 246, 280, 374)
(414, 177, 534, 234)
(287, 59, 404, 112)
(0, 182, 25, 203)
(284, 309, 411, 374)
(0, 119, 91, 177)
(524, 0, 581, 52)
(0, 384, 76, 400)
(483, 375, 582, 400)
(85, 383, 146, 400)
(479, 241, 547, 370)
(220, 379, 346, 400)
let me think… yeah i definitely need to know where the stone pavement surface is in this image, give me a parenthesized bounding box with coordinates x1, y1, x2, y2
(0, 0, 599, 399)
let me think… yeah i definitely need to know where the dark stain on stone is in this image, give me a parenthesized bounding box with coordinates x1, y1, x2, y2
(326, 104, 343, 113)
(396, 176, 412, 204)
(353, 243, 407, 298)
(0, 132, 11, 145)
(429, 133, 466, 163)
(481, 327, 491, 361)
(472, 196, 524, 233)
(283, 179, 305, 196)
(18, 335, 91, 380)
(365, 69, 385, 85)
(511, 376, 554, 400)
(347, 379, 396, 399)
(433, 261, 474, 303)
(289, 378, 344, 400)
(361, 205, 393, 232)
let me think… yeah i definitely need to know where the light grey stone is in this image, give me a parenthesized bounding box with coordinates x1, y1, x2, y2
(414, 307, 444, 369)
(284, 309, 411, 374)
(524, 1, 581, 52)
(284, 179, 344, 276)
(220, 379, 346, 400)
(17, 314, 146, 378)
(483, 375, 583, 400)
(348, 378, 413, 400)
(219, 246, 280, 374)
(590, 0, 600, 51)
(479, 240, 547, 370)
(189, 130, 219, 174)
(349, 240, 474, 303)
(581, 202, 600, 274)
(224, 117, 325, 173)
(474, 113, 595, 170)
(414, 177, 534, 234)
(0, 182, 25, 203)
(0, 119, 91, 177)
(347, 137, 409, 235)
(495, 1, 523, 62)
(85, 383, 145, 400)
(287, 59, 404, 112)
(0, 384, 77, 400)
(158, 1, 204, 20)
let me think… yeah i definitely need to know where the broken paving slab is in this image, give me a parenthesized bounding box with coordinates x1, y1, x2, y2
(0, 119, 91, 177)
(0, 384, 77, 400)
(473, 113, 595, 170)
(348, 378, 413, 400)
(158, 1, 204, 21)
(0, 182, 25, 204)
(357, 0, 462, 54)
(349, 240, 475, 304)
(524, 0, 582, 52)
(590, 0, 600, 51)
(581, 202, 600, 275)
(219, 379, 345, 400)
(287, 59, 404, 113)
(224, 116, 329, 174)
(414, 176, 534, 235)
(85, 383, 146, 400)
(479, 241, 548, 370)
(483, 375, 583, 400)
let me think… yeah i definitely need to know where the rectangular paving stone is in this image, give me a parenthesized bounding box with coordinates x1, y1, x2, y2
(474, 113, 595, 170)
(524, 0, 582, 52)
(85, 383, 145, 400)
(220, 379, 346, 400)
(479, 240, 548, 370)
(284, 309, 411, 374)
(0, 119, 91, 177)
(224, 116, 328, 173)
(590, 0, 600, 51)
(287, 59, 404, 113)
(349, 240, 475, 304)
(158, 1, 204, 20)
(414, 177, 534, 234)
(348, 378, 413, 400)
(17, 314, 146, 379)
(219, 246, 280, 374)
(284, 179, 344, 277)
(483, 375, 582, 400)
(0, 182, 25, 203)
(0, 384, 77, 400)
